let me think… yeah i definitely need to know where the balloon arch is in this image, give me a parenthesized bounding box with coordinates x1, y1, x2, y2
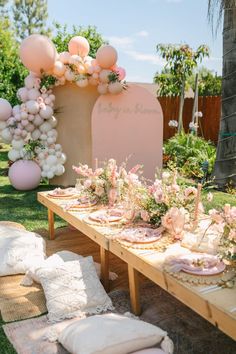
(0, 34, 126, 187)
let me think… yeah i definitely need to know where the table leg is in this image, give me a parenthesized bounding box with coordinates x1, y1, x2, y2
(128, 265, 141, 315)
(48, 209, 55, 240)
(100, 247, 110, 292)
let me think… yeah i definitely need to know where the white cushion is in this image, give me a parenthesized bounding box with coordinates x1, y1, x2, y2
(0, 225, 46, 276)
(59, 313, 173, 354)
(36, 257, 114, 322)
(22, 250, 117, 285)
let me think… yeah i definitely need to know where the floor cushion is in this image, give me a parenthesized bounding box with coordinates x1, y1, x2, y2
(0, 225, 45, 276)
(36, 257, 114, 322)
(58, 313, 174, 354)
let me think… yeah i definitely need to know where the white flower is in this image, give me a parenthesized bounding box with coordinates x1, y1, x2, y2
(168, 120, 178, 128)
(162, 171, 171, 180)
(189, 122, 198, 131)
(194, 111, 203, 118)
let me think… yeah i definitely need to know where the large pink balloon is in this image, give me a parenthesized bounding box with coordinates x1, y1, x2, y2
(68, 36, 90, 57)
(0, 98, 12, 121)
(116, 66, 126, 80)
(20, 34, 57, 75)
(96, 45, 118, 69)
(8, 160, 41, 190)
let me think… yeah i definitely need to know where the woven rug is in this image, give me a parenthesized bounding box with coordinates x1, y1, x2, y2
(3, 283, 236, 354)
(0, 275, 47, 322)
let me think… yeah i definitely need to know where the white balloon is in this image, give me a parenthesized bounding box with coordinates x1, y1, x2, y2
(20, 111, 28, 120)
(15, 113, 21, 121)
(39, 121, 52, 133)
(55, 144, 62, 151)
(46, 155, 57, 166)
(25, 123, 35, 132)
(53, 61, 66, 77)
(8, 149, 20, 161)
(17, 88, 28, 102)
(47, 137, 55, 145)
(33, 114, 44, 126)
(40, 134, 47, 140)
(38, 152, 45, 160)
(28, 88, 40, 100)
(59, 153, 66, 164)
(12, 139, 24, 150)
(26, 100, 39, 114)
(76, 79, 88, 88)
(21, 130, 27, 138)
(24, 75, 35, 89)
(48, 148, 55, 154)
(97, 83, 108, 95)
(55, 164, 65, 176)
(47, 171, 54, 179)
(0, 121, 7, 130)
(48, 116, 57, 128)
(64, 69, 75, 82)
(1, 128, 12, 143)
(28, 114, 35, 121)
(40, 106, 53, 119)
(43, 164, 50, 172)
(50, 165, 57, 173)
(13, 105, 20, 116)
(47, 130, 55, 137)
(41, 171, 47, 178)
(59, 51, 71, 64)
(31, 129, 41, 140)
(49, 94, 55, 101)
(55, 151, 62, 158)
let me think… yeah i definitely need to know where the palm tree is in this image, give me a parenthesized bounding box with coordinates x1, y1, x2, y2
(208, 0, 236, 188)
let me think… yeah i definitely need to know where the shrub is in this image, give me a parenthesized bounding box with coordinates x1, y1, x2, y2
(163, 133, 216, 179)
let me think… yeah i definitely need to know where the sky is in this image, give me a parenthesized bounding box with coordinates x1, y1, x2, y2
(47, 0, 223, 83)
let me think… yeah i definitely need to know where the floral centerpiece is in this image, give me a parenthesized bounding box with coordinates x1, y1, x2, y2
(207, 204, 236, 265)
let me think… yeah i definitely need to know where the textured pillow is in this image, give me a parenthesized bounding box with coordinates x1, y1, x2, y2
(0, 225, 46, 276)
(22, 250, 117, 286)
(36, 257, 114, 322)
(59, 313, 174, 354)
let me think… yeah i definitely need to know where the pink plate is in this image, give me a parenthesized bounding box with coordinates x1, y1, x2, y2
(180, 254, 226, 275)
(118, 227, 163, 244)
(89, 209, 124, 223)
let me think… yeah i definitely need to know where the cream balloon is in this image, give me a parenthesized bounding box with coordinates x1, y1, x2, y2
(53, 61, 66, 77)
(99, 70, 112, 83)
(55, 164, 65, 176)
(17, 88, 28, 102)
(59, 51, 71, 64)
(33, 114, 44, 126)
(28, 88, 40, 100)
(76, 79, 88, 88)
(96, 45, 118, 69)
(26, 100, 39, 114)
(0, 121, 7, 130)
(48, 116, 57, 128)
(8, 149, 21, 162)
(24, 75, 35, 89)
(39, 121, 52, 133)
(108, 82, 123, 94)
(20, 34, 57, 75)
(64, 69, 75, 82)
(1, 128, 12, 143)
(39, 105, 53, 119)
(97, 83, 108, 95)
(31, 129, 41, 140)
(12, 105, 20, 116)
(68, 36, 90, 57)
(12, 139, 25, 150)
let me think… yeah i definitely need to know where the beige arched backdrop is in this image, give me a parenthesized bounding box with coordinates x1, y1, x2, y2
(92, 84, 163, 180)
(51, 83, 99, 186)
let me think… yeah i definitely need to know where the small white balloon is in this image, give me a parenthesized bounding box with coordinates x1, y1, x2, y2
(48, 148, 55, 154)
(17, 88, 28, 102)
(55, 151, 62, 158)
(24, 75, 35, 89)
(8, 149, 20, 161)
(55, 144, 62, 151)
(47, 137, 55, 145)
(53, 61, 66, 77)
(38, 152, 45, 160)
(39, 121, 52, 133)
(20, 111, 28, 120)
(48, 116, 57, 128)
(55, 164, 65, 176)
(39, 106, 53, 119)
(43, 164, 50, 172)
(33, 114, 44, 126)
(28, 88, 40, 100)
(12, 139, 25, 150)
(40, 134, 47, 140)
(59, 153, 66, 164)
(31, 129, 41, 140)
(46, 155, 57, 166)
(28, 114, 35, 121)
(0, 121, 7, 130)
(64, 69, 75, 82)
(25, 123, 35, 132)
(26, 100, 39, 114)
(59, 51, 71, 64)
(47, 171, 54, 179)
(1, 128, 12, 143)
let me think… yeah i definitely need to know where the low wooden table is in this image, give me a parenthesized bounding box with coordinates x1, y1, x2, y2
(38, 191, 236, 340)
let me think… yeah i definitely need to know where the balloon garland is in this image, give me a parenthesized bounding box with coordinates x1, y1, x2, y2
(0, 34, 127, 182)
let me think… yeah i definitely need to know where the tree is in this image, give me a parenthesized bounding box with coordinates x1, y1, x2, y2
(154, 44, 209, 96)
(12, 0, 49, 40)
(188, 67, 222, 96)
(208, 0, 236, 187)
(154, 44, 209, 132)
(0, 18, 27, 106)
(52, 23, 107, 58)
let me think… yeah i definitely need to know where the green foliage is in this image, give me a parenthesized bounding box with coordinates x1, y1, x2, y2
(13, 0, 49, 40)
(164, 133, 216, 179)
(154, 44, 209, 96)
(0, 19, 27, 106)
(40, 74, 57, 89)
(188, 67, 222, 96)
(52, 23, 107, 58)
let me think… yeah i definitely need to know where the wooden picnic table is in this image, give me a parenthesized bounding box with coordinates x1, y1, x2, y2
(38, 191, 236, 340)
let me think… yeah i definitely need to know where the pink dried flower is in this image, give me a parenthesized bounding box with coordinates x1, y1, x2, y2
(84, 179, 92, 189)
(95, 186, 105, 197)
(209, 209, 224, 224)
(140, 210, 150, 222)
(184, 187, 197, 198)
(128, 164, 142, 174)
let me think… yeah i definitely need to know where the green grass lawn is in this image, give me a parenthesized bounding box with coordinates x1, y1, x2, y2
(0, 144, 235, 353)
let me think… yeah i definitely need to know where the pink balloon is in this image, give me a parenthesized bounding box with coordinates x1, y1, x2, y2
(0, 98, 12, 121)
(8, 160, 41, 190)
(96, 45, 118, 69)
(116, 66, 126, 80)
(68, 36, 90, 57)
(20, 34, 57, 75)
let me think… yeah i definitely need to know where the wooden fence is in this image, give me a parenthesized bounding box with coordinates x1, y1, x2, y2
(158, 96, 221, 143)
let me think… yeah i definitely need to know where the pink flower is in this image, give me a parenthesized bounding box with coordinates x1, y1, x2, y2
(129, 164, 142, 174)
(207, 192, 213, 202)
(228, 230, 236, 241)
(209, 209, 224, 224)
(161, 207, 188, 240)
(184, 187, 197, 198)
(140, 210, 150, 222)
(84, 179, 92, 188)
(95, 186, 105, 197)
(171, 184, 180, 193)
